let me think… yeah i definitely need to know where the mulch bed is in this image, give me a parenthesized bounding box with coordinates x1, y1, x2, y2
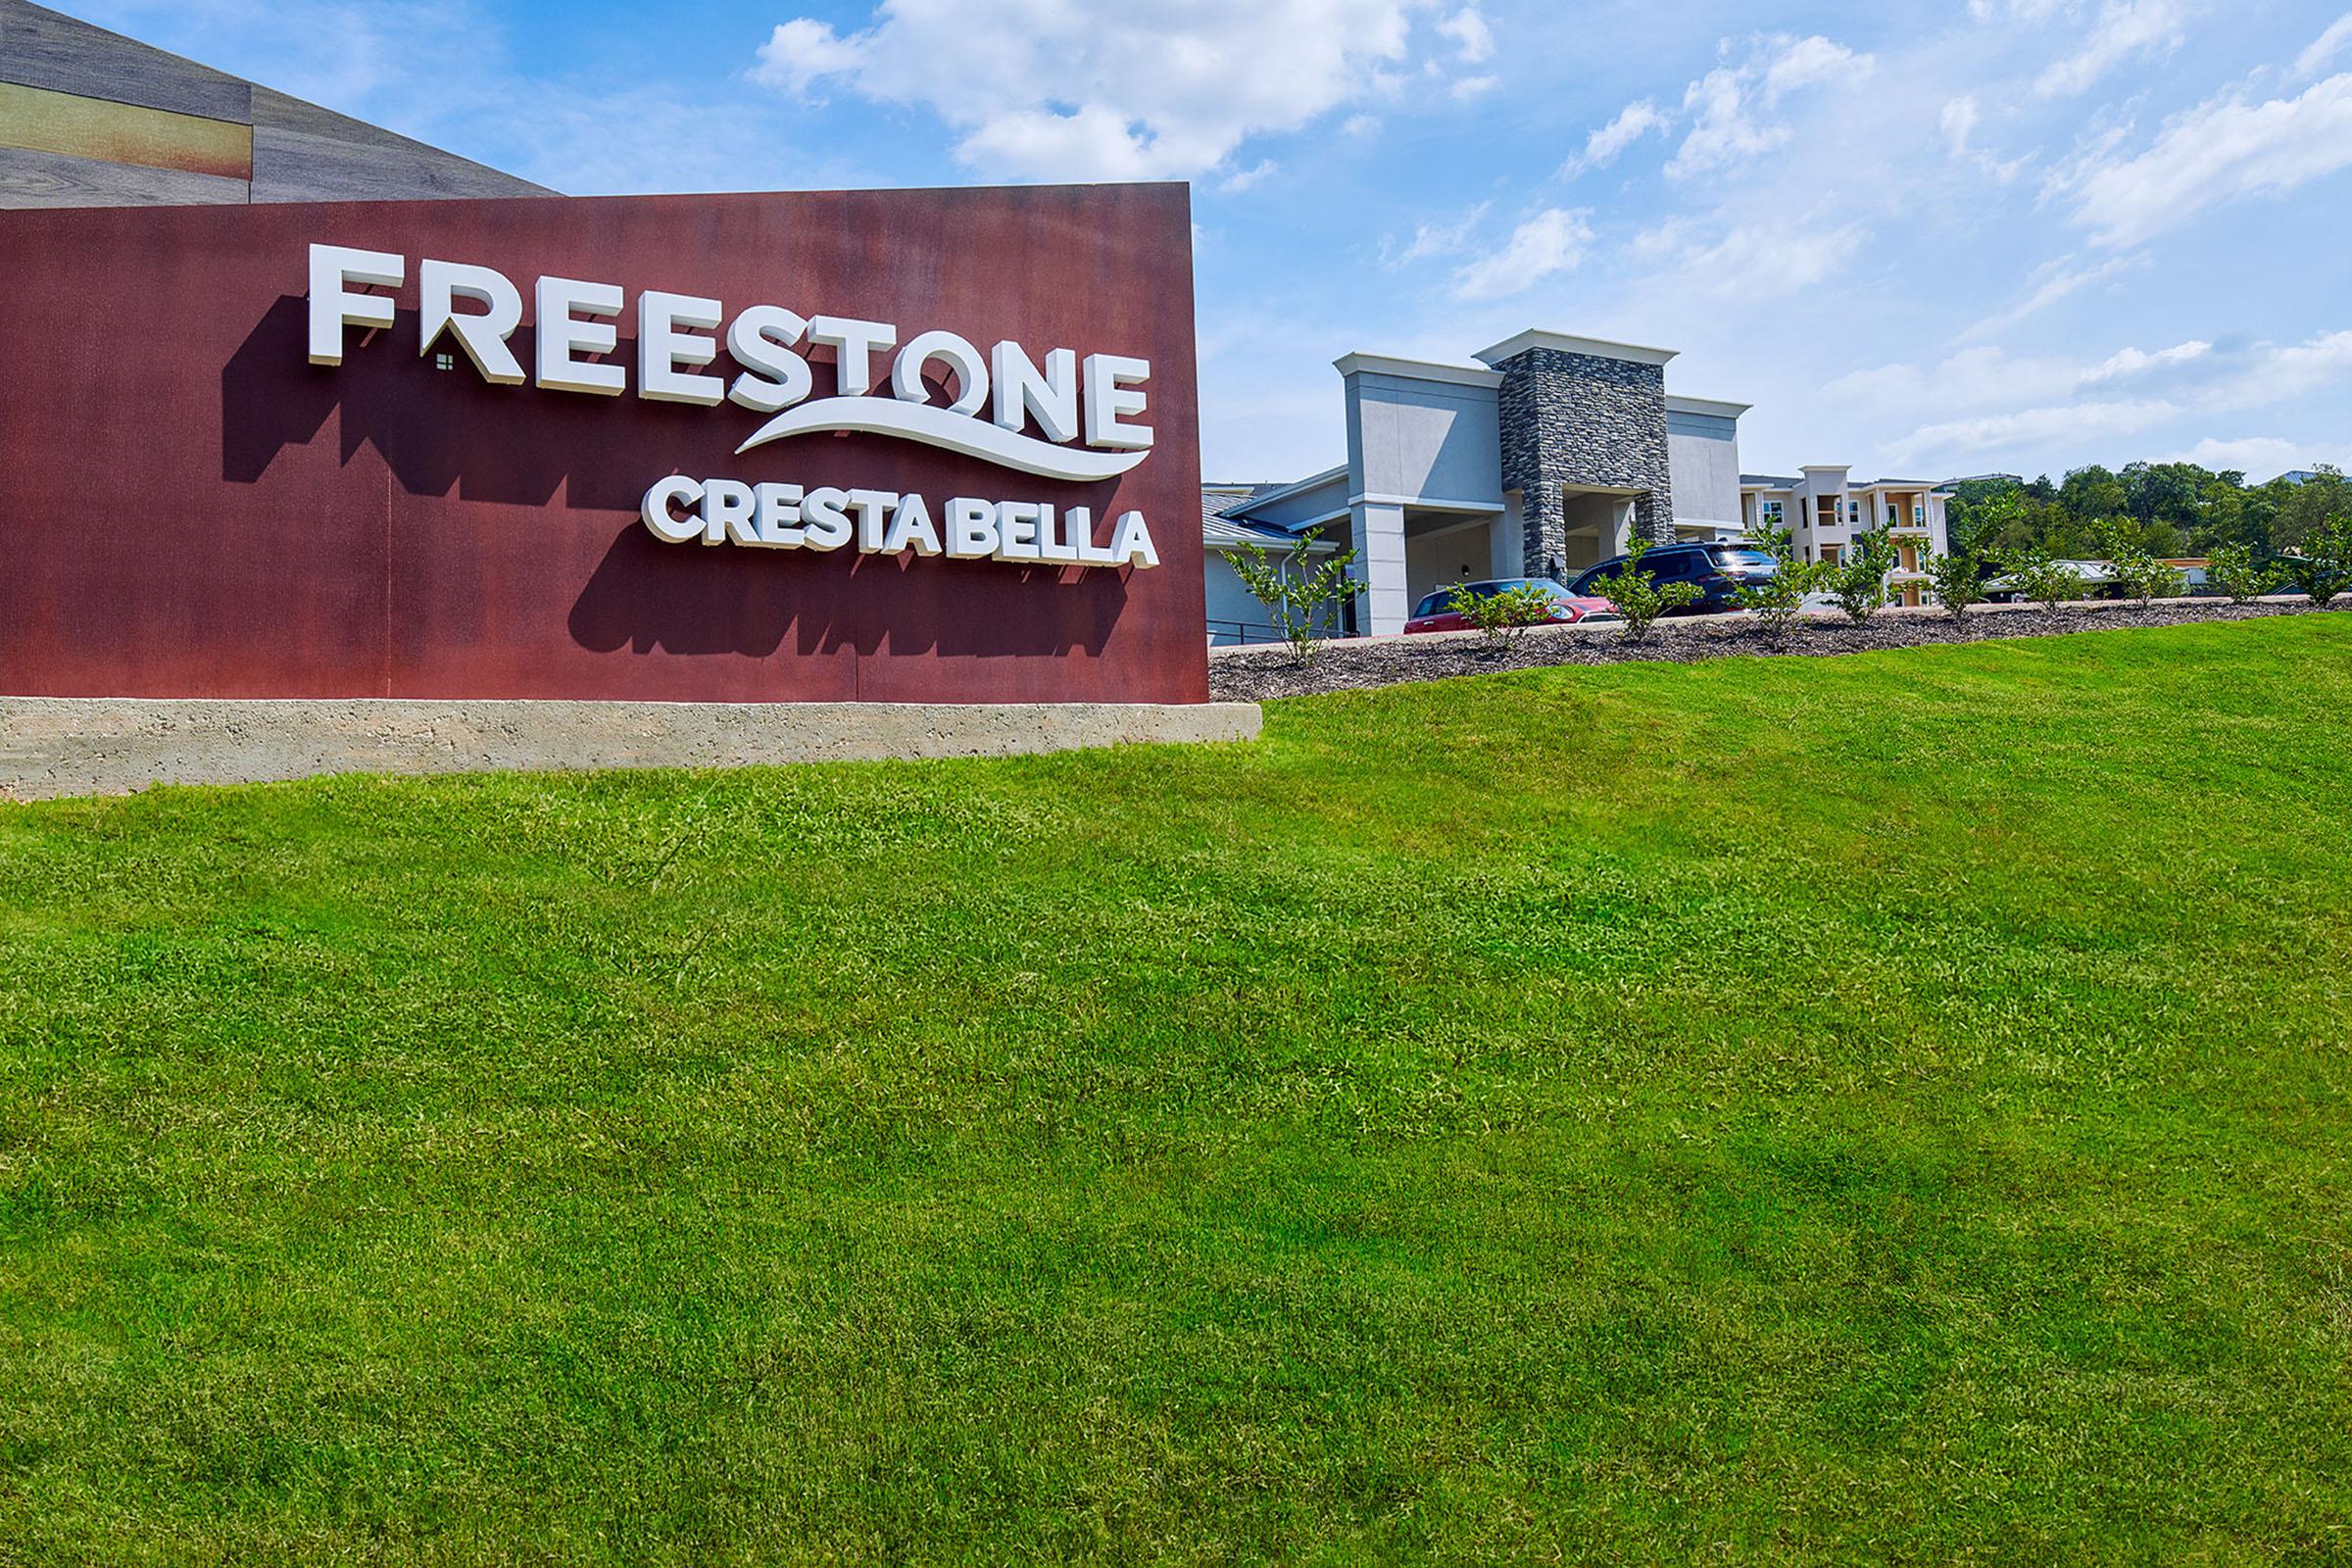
(1207, 598, 2344, 703)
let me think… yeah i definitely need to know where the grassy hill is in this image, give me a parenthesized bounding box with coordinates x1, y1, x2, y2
(3, 616, 2348, 1564)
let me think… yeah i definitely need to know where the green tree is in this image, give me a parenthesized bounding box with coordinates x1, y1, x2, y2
(1816, 527, 1897, 623)
(1731, 521, 1818, 637)
(2276, 467, 2352, 553)
(2205, 542, 2280, 604)
(1223, 527, 1361, 666)
(1446, 579, 1559, 654)
(2095, 517, 2185, 609)
(2000, 544, 2088, 614)
(1588, 535, 1701, 642)
(2278, 514, 2352, 606)
(1919, 539, 1986, 621)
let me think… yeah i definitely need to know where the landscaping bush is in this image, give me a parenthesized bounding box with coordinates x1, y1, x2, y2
(2001, 544, 2089, 613)
(1224, 526, 1361, 666)
(1587, 535, 1700, 641)
(2206, 542, 2281, 605)
(1731, 522, 1818, 637)
(1920, 540, 1986, 621)
(2097, 517, 2185, 609)
(1446, 579, 1560, 654)
(1817, 526, 1897, 623)
(2278, 515, 2352, 607)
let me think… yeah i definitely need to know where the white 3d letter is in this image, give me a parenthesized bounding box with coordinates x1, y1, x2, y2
(417, 259, 523, 384)
(892, 331, 989, 416)
(640, 475, 704, 544)
(307, 244, 404, 366)
(1110, 510, 1159, 568)
(990, 343, 1079, 445)
(535, 275, 625, 396)
(726, 306, 813, 414)
(1084, 355, 1153, 451)
(807, 316, 899, 396)
(638, 291, 725, 406)
(947, 497, 1000, 559)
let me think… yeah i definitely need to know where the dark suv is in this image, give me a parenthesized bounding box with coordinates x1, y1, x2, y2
(1567, 542, 1779, 616)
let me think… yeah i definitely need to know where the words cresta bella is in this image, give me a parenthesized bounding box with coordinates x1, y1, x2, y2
(305, 243, 1162, 569)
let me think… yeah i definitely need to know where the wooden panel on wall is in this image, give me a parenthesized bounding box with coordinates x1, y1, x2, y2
(0, 143, 247, 206)
(0, 0, 252, 123)
(0, 79, 251, 178)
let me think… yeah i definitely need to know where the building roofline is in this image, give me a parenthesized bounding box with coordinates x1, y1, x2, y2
(1665, 394, 1752, 419)
(1334, 352, 1503, 390)
(1228, 464, 1349, 514)
(1472, 329, 1679, 369)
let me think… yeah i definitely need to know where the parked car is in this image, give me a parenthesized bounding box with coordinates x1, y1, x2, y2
(1566, 541, 1779, 616)
(1403, 579, 1621, 634)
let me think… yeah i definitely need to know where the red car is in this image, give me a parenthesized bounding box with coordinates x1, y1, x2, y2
(1403, 579, 1620, 634)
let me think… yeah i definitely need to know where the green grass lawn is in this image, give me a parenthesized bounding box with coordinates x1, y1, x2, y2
(2, 615, 2349, 1565)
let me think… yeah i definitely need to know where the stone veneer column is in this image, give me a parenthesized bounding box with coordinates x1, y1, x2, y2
(1491, 347, 1676, 578)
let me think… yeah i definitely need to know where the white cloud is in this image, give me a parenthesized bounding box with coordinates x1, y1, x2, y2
(1389, 200, 1492, 265)
(1939, 93, 2027, 182)
(1828, 338, 2207, 421)
(2081, 338, 2210, 383)
(1635, 212, 1864, 300)
(1220, 159, 1280, 192)
(1452, 208, 1593, 300)
(2294, 13, 2352, 78)
(1886, 398, 2183, 464)
(2202, 329, 2352, 410)
(1870, 331, 2352, 468)
(750, 0, 1486, 182)
(1565, 99, 1667, 174)
(2061, 71, 2352, 245)
(1668, 34, 1873, 178)
(2166, 435, 2307, 476)
(2034, 0, 2188, 97)
(1451, 74, 1499, 102)
(1438, 7, 1494, 64)
(1960, 254, 2142, 338)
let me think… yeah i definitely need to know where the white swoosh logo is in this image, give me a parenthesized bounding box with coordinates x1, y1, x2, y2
(735, 398, 1150, 482)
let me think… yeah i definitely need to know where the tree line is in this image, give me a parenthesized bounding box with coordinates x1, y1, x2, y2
(1946, 462, 2348, 561)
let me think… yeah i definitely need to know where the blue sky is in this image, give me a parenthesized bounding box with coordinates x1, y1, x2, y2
(68, 0, 2352, 483)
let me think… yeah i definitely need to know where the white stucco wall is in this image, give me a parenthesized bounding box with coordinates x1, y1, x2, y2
(1666, 404, 1744, 529)
(1342, 363, 1505, 508)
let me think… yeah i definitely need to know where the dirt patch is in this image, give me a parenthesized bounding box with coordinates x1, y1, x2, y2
(1207, 597, 2344, 703)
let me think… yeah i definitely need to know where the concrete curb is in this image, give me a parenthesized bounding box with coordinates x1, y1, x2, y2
(0, 699, 1265, 802)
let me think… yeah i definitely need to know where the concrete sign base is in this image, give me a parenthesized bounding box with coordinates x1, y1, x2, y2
(0, 698, 1262, 801)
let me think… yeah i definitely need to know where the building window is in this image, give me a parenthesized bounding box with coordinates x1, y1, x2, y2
(1822, 544, 1843, 564)
(1914, 502, 1926, 526)
(1761, 499, 1784, 526)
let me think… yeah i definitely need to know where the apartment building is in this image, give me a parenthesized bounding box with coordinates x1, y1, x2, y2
(1740, 469, 1951, 608)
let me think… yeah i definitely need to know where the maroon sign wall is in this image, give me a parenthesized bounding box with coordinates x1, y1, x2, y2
(0, 183, 1208, 704)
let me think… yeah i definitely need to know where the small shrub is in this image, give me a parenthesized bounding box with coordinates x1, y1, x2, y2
(2278, 515, 2352, 607)
(2205, 542, 2281, 604)
(1588, 535, 1701, 642)
(2096, 518, 2184, 609)
(1817, 527, 1896, 623)
(1223, 527, 1361, 666)
(1732, 523, 1816, 637)
(1446, 580, 1560, 654)
(2000, 545, 2088, 613)
(1920, 540, 1985, 621)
